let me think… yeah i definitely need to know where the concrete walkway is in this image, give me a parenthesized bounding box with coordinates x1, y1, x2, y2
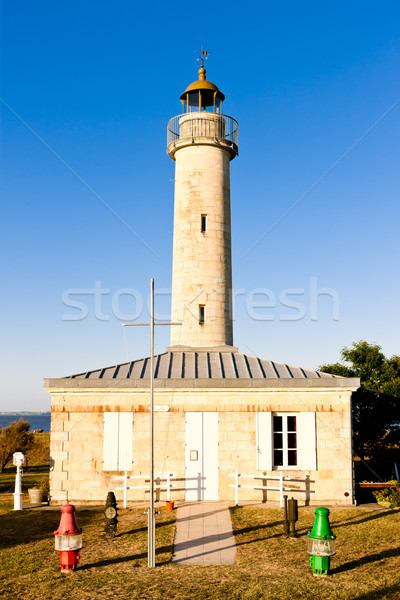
(172, 502, 236, 565)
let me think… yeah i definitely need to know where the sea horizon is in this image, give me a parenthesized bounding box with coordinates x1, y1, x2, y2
(0, 411, 50, 415)
(0, 413, 51, 432)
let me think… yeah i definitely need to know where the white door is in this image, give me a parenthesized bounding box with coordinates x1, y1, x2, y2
(185, 412, 218, 501)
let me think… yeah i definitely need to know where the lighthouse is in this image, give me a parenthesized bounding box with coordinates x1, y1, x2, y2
(167, 56, 238, 349)
(46, 57, 359, 509)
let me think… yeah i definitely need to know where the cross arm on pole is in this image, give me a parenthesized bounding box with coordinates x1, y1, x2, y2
(122, 322, 182, 327)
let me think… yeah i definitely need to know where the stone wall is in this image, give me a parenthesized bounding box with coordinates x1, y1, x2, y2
(49, 386, 353, 506)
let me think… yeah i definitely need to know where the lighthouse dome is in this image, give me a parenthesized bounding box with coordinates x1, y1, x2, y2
(180, 67, 225, 112)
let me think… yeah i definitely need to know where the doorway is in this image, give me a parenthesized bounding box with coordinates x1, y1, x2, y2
(185, 412, 218, 501)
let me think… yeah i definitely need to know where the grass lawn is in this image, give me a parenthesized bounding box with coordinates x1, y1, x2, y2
(1, 434, 399, 599)
(0, 504, 399, 600)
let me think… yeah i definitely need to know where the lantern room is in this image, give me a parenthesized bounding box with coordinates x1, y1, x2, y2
(180, 66, 225, 113)
(167, 60, 238, 159)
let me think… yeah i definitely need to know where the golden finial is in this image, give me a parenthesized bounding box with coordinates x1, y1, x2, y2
(195, 47, 209, 79)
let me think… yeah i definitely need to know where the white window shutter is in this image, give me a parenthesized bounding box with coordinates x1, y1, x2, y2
(300, 412, 317, 470)
(256, 412, 272, 470)
(103, 412, 119, 471)
(118, 412, 133, 471)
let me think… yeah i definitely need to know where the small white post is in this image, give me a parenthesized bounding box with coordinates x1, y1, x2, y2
(13, 452, 25, 511)
(235, 469, 239, 507)
(123, 471, 128, 509)
(166, 471, 171, 502)
(279, 472, 283, 508)
(13, 464, 23, 511)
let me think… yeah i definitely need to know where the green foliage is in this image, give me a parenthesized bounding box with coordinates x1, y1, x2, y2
(372, 481, 400, 508)
(318, 361, 352, 378)
(0, 419, 34, 472)
(319, 340, 400, 460)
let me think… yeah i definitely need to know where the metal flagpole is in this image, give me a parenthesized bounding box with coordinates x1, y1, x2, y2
(149, 278, 155, 567)
(122, 278, 181, 568)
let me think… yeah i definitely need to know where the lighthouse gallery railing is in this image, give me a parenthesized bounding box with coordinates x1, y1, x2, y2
(167, 113, 238, 152)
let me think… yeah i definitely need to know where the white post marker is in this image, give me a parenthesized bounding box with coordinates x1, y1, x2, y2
(122, 278, 181, 568)
(279, 471, 284, 508)
(123, 471, 128, 509)
(166, 471, 173, 502)
(235, 469, 239, 507)
(13, 452, 25, 510)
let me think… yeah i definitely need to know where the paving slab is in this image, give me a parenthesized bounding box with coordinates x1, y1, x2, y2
(172, 502, 236, 566)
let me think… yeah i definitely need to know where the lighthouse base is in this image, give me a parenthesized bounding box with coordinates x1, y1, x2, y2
(167, 344, 238, 353)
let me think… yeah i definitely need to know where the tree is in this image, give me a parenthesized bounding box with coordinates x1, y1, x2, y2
(319, 340, 400, 462)
(0, 419, 34, 472)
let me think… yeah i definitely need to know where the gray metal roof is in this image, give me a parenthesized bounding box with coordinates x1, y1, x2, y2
(65, 351, 340, 381)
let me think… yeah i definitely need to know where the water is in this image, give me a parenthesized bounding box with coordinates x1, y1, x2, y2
(0, 414, 51, 432)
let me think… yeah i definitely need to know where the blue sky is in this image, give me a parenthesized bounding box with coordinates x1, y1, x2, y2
(1, 1, 399, 410)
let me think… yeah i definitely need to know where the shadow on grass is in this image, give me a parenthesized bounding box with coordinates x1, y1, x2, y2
(79, 544, 174, 569)
(0, 511, 59, 547)
(0, 510, 93, 550)
(331, 545, 400, 574)
(231, 519, 283, 537)
(233, 521, 313, 541)
(173, 529, 283, 564)
(331, 510, 398, 530)
(0, 508, 174, 552)
(121, 519, 175, 537)
(349, 582, 400, 600)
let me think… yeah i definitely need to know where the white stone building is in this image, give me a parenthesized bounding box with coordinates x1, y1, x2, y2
(45, 64, 359, 506)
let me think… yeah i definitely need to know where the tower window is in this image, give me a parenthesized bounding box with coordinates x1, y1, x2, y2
(199, 305, 205, 325)
(201, 214, 207, 233)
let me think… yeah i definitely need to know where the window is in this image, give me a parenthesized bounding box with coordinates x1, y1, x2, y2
(199, 304, 205, 325)
(256, 412, 316, 471)
(273, 414, 297, 467)
(201, 214, 207, 233)
(103, 412, 133, 471)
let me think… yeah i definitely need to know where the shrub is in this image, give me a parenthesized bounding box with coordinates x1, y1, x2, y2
(0, 420, 34, 472)
(373, 480, 400, 508)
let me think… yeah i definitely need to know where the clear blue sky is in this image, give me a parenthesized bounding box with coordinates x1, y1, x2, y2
(1, 1, 399, 410)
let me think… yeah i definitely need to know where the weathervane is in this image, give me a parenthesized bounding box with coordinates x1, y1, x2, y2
(195, 47, 209, 68)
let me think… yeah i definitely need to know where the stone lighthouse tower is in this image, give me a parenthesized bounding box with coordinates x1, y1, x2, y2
(167, 58, 238, 350)
(46, 56, 359, 508)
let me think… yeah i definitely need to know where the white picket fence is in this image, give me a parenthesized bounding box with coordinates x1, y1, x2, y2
(228, 470, 304, 507)
(114, 472, 175, 508)
(114, 469, 311, 508)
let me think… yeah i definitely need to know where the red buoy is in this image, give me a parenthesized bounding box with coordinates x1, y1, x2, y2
(54, 504, 82, 573)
